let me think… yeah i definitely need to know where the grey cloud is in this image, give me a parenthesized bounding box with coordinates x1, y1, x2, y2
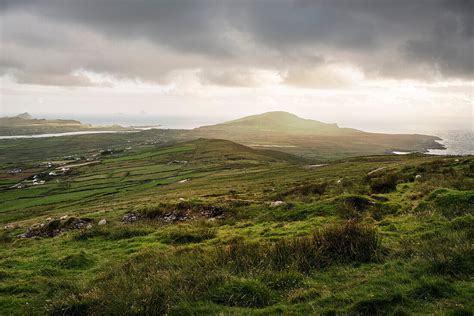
(1, 0, 473, 87)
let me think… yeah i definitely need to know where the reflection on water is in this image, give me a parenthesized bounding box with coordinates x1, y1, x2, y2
(0, 130, 134, 139)
(428, 130, 474, 156)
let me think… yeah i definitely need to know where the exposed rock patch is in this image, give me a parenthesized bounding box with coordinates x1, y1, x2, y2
(129, 203, 226, 223)
(122, 213, 140, 223)
(18, 217, 94, 238)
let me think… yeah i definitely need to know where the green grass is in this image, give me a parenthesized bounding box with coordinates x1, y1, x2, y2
(0, 137, 472, 315)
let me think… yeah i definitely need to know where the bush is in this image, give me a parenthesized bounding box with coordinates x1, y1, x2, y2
(336, 195, 374, 219)
(210, 278, 273, 308)
(218, 221, 382, 273)
(216, 238, 269, 272)
(369, 173, 398, 193)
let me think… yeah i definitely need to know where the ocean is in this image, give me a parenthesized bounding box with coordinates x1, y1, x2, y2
(428, 130, 474, 156)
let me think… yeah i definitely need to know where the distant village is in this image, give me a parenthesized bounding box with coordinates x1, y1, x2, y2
(6, 146, 133, 189)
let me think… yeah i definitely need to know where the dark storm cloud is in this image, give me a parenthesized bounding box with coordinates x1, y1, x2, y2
(1, 0, 473, 87)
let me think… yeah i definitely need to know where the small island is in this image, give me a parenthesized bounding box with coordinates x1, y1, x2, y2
(0, 113, 131, 136)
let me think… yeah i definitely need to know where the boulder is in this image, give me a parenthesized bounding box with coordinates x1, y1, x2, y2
(270, 201, 286, 207)
(98, 219, 107, 226)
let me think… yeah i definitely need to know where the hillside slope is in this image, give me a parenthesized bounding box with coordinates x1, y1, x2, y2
(192, 112, 444, 161)
(0, 136, 472, 315)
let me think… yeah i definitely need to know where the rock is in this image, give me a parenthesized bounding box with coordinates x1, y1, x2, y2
(46, 217, 52, 222)
(98, 219, 107, 226)
(270, 201, 286, 207)
(337, 179, 343, 184)
(200, 206, 225, 218)
(415, 174, 422, 180)
(122, 213, 139, 223)
(179, 197, 186, 201)
(60, 215, 68, 220)
(4, 224, 15, 230)
(17, 217, 94, 239)
(455, 159, 460, 162)
(86, 224, 93, 229)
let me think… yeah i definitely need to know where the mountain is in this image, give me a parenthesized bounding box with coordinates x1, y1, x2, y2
(195, 111, 357, 135)
(16, 112, 33, 120)
(191, 111, 444, 161)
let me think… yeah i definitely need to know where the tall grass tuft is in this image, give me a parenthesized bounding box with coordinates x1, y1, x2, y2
(217, 220, 382, 273)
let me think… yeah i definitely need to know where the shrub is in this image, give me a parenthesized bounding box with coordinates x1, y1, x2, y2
(369, 173, 398, 193)
(218, 221, 382, 273)
(216, 238, 270, 272)
(313, 220, 381, 265)
(336, 195, 374, 219)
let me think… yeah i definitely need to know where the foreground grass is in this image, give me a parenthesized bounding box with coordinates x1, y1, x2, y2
(0, 138, 473, 315)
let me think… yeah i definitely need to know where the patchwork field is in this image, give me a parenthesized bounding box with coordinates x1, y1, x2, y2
(0, 135, 473, 315)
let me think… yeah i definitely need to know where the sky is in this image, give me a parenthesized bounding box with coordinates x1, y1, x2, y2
(0, 0, 473, 133)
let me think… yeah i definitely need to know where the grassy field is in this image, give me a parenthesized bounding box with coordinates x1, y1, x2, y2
(0, 136, 473, 315)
